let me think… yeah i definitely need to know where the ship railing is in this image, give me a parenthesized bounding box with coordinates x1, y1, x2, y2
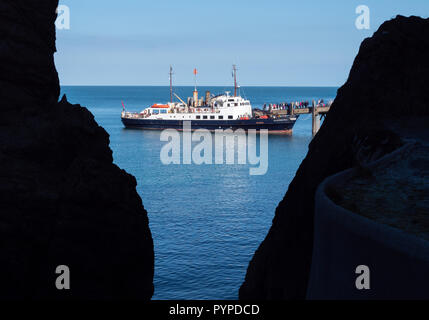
(122, 112, 150, 119)
(172, 109, 221, 114)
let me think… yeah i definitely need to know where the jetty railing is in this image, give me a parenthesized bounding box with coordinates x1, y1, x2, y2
(258, 100, 333, 136)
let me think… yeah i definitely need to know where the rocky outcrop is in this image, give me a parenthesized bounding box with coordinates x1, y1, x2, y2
(0, 1, 154, 299)
(240, 15, 429, 299)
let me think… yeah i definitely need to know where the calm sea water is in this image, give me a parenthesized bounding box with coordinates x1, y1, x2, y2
(60, 86, 337, 300)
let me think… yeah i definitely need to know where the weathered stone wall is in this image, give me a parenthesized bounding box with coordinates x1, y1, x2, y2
(240, 15, 429, 300)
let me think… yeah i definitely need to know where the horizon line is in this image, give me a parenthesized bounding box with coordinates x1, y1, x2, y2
(60, 84, 340, 88)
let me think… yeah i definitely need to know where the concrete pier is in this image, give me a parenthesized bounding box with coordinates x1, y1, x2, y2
(263, 100, 331, 136)
(311, 100, 320, 136)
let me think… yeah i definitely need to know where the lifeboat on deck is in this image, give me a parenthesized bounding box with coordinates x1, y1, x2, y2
(151, 104, 169, 108)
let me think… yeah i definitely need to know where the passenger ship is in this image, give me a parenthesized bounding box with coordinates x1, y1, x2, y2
(121, 66, 298, 134)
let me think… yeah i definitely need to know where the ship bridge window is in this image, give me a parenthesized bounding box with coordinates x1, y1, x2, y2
(196, 115, 201, 119)
(235, 103, 238, 106)
(228, 99, 234, 102)
(210, 116, 215, 119)
(228, 115, 233, 120)
(218, 115, 223, 120)
(203, 115, 208, 120)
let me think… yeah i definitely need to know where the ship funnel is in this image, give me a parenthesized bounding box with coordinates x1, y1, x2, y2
(205, 91, 211, 105)
(193, 89, 199, 107)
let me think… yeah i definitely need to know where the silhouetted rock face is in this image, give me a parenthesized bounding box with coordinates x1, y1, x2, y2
(0, 1, 154, 299)
(240, 15, 429, 300)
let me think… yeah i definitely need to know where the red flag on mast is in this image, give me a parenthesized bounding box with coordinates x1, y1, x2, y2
(193, 68, 197, 75)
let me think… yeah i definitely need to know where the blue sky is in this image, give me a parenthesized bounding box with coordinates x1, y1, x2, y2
(55, 0, 429, 86)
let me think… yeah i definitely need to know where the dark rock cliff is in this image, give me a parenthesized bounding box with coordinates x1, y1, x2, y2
(240, 15, 429, 299)
(0, 1, 154, 299)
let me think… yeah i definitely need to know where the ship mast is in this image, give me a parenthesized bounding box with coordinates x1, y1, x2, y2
(233, 64, 238, 97)
(193, 68, 198, 107)
(169, 65, 174, 103)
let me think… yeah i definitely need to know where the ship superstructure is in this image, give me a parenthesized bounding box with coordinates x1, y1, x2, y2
(121, 66, 298, 134)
